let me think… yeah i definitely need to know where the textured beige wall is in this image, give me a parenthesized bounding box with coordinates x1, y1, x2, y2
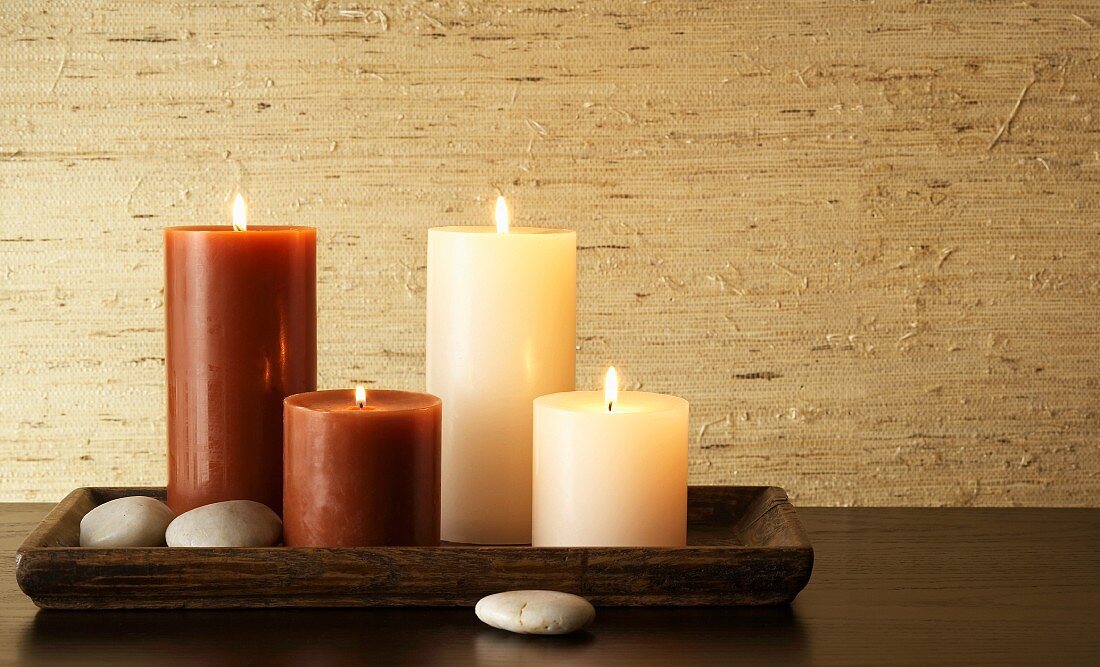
(1, 1, 1098, 505)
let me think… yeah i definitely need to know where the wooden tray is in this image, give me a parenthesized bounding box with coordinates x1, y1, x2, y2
(16, 486, 813, 609)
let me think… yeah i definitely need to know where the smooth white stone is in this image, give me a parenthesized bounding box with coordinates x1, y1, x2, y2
(165, 500, 282, 547)
(79, 496, 175, 547)
(475, 590, 595, 635)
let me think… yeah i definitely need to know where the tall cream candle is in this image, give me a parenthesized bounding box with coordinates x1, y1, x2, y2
(427, 197, 576, 544)
(533, 368, 689, 547)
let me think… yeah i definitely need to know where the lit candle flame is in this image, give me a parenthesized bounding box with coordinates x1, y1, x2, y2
(495, 195, 509, 234)
(604, 366, 618, 412)
(232, 193, 248, 232)
(355, 385, 366, 409)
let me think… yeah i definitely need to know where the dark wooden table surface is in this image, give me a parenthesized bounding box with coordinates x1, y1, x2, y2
(3, 504, 1098, 666)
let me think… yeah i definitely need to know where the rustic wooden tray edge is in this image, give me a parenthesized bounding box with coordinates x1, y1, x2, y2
(17, 486, 813, 609)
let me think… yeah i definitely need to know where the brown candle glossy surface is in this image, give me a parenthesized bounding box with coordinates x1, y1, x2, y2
(166, 225, 316, 515)
(283, 389, 442, 547)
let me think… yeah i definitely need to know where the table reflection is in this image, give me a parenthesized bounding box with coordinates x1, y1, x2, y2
(21, 605, 807, 666)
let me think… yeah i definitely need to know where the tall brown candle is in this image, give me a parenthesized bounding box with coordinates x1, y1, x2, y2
(283, 388, 442, 547)
(165, 200, 316, 515)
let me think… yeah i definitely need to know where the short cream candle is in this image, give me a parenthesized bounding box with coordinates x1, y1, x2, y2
(532, 368, 689, 547)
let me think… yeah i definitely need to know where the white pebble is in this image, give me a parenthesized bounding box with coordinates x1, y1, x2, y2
(79, 496, 175, 547)
(475, 590, 595, 635)
(166, 500, 282, 547)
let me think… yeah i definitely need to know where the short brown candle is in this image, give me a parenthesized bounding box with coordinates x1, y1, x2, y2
(283, 389, 442, 547)
(165, 216, 316, 516)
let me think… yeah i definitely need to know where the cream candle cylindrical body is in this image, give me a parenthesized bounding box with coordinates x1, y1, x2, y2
(427, 223, 575, 545)
(533, 390, 689, 547)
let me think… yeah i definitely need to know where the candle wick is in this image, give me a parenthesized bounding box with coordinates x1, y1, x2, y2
(608, 402, 613, 413)
(357, 401, 365, 409)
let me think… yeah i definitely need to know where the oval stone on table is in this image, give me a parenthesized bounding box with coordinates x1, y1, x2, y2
(79, 496, 175, 547)
(165, 500, 282, 547)
(475, 590, 595, 635)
